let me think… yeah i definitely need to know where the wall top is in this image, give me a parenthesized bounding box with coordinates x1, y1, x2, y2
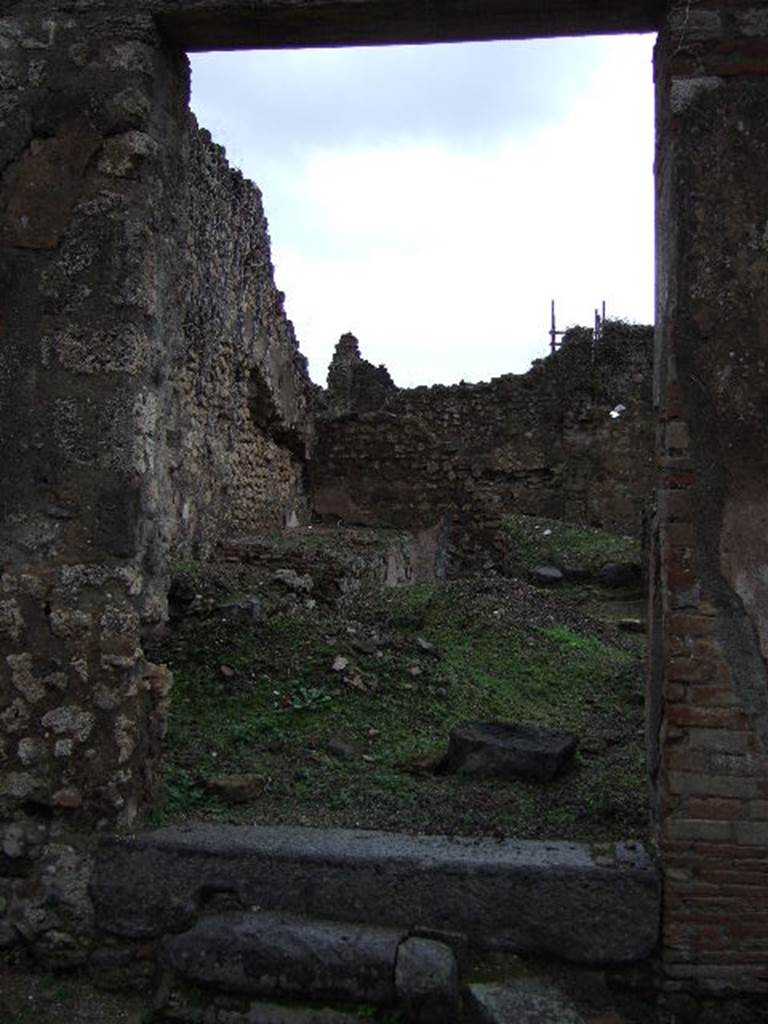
(147, 0, 666, 51)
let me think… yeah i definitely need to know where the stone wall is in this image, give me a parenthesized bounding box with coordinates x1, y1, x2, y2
(312, 323, 654, 566)
(4, 0, 768, 999)
(170, 120, 311, 558)
(0, 7, 311, 962)
(649, 1, 768, 997)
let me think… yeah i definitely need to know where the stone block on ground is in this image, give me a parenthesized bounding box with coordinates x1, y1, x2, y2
(465, 980, 586, 1024)
(529, 565, 564, 586)
(94, 824, 660, 963)
(437, 721, 579, 781)
(160, 911, 404, 1004)
(395, 936, 460, 1024)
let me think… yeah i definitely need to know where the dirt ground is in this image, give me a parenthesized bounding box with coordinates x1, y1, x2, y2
(1, 951, 146, 1024)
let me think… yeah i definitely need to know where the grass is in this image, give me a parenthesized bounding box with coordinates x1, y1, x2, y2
(145, 554, 648, 842)
(501, 512, 640, 574)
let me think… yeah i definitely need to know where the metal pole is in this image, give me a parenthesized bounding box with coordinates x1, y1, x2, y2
(550, 299, 556, 354)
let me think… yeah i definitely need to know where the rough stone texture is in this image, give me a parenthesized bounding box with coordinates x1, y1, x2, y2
(437, 722, 579, 782)
(3, 0, 768, 1000)
(0, 4, 311, 963)
(324, 333, 397, 416)
(170, 119, 312, 557)
(648, 0, 768, 997)
(465, 980, 585, 1024)
(160, 912, 404, 1004)
(92, 825, 660, 964)
(312, 324, 655, 569)
(221, 524, 443, 596)
(395, 936, 460, 1024)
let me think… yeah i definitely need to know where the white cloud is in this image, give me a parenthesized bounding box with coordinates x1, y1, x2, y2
(191, 34, 655, 387)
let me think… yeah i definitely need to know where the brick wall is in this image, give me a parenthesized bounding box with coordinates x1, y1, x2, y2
(652, 0, 768, 995)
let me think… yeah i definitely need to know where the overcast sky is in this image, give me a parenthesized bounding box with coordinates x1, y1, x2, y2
(190, 34, 656, 387)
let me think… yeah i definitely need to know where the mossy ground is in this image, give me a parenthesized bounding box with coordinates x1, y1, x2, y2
(145, 519, 649, 842)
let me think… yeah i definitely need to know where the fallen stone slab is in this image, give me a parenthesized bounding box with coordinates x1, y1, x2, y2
(160, 912, 407, 1004)
(465, 980, 585, 1024)
(93, 825, 660, 963)
(529, 565, 564, 586)
(437, 721, 578, 781)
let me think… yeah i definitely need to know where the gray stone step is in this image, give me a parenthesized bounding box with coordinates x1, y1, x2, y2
(156, 911, 459, 1024)
(93, 824, 659, 963)
(156, 1000, 362, 1024)
(465, 980, 586, 1023)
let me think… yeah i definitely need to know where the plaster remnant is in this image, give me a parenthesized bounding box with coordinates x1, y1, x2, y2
(670, 76, 721, 114)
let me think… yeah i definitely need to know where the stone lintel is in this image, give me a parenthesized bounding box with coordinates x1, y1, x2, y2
(153, 0, 666, 52)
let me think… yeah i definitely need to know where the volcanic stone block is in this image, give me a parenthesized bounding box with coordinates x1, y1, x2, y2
(93, 824, 660, 963)
(438, 721, 578, 781)
(395, 937, 460, 1024)
(161, 912, 405, 1003)
(465, 980, 585, 1024)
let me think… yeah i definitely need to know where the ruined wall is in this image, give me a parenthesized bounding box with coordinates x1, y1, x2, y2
(0, 6, 311, 962)
(649, 0, 768, 997)
(170, 121, 311, 557)
(312, 323, 654, 565)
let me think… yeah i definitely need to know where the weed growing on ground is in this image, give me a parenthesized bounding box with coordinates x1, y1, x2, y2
(147, 555, 648, 842)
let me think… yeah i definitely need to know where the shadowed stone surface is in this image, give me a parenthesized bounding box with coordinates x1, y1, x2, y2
(438, 722, 579, 781)
(93, 825, 660, 963)
(161, 912, 405, 1003)
(395, 937, 460, 1024)
(465, 980, 585, 1024)
(153, 0, 666, 51)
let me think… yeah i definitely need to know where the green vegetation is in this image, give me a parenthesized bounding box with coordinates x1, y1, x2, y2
(146, 547, 648, 841)
(501, 512, 640, 574)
